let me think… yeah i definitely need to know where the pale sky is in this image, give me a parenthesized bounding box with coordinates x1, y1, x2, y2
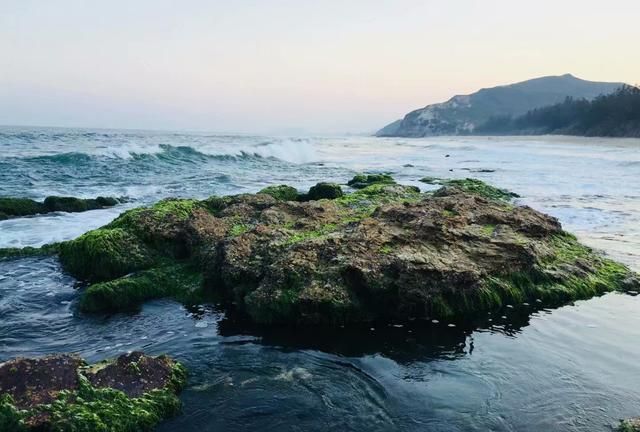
(1, 0, 639, 134)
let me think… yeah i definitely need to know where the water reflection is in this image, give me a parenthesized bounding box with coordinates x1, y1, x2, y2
(2, 255, 640, 432)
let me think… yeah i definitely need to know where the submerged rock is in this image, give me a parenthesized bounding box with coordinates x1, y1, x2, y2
(42, 177, 638, 325)
(0, 195, 120, 220)
(0, 352, 186, 431)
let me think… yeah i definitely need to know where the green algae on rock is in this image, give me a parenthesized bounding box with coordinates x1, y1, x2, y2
(0, 352, 186, 432)
(347, 173, 396, 189)
(0, 198, 45, 219)
(59, 228, 157, 282)
(0, 243, 61, 261)
(620, 418, 640, 432)
(49, 177, 639, 324)
(258, 185, 300, 201)
(44, 196, 119, 213)
(0, 196, 120, 220)
(420, 177, 520, 200)
(303, 182, 344, 201)
(80, 264, 204, 313)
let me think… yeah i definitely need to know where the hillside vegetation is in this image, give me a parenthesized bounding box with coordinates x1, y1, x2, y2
(476, 85, 640, 137)
(376, 74, 623, 137)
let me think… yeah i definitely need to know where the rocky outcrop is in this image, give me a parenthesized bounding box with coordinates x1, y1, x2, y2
(43, 176, 638, 326)
(0, 196, 120, 220)
(0, 352, 186, 431)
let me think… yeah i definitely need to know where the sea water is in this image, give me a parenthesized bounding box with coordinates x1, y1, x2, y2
(1, 127, 639, 431)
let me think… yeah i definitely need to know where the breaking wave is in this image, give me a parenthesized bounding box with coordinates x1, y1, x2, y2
(1, 129, 318, 165)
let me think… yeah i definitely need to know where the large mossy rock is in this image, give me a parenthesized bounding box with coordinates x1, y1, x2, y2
(0, 352, 186, 431)
(52, 177, 639, 324)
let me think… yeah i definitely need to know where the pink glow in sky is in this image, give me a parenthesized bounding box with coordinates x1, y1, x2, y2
(1, 0, 638, 133)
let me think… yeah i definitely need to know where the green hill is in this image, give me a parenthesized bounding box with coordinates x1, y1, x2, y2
(476, 85, 640, 137)
(377, 74, 624, 137)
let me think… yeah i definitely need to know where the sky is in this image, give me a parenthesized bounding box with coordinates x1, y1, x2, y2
(1, 0, 639, 134)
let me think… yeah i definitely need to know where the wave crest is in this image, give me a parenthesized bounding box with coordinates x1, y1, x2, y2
(6, 137, 318, 165)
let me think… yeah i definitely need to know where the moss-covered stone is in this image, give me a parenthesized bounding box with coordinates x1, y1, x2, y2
(304, 182, 344, 200)
(258, 185, 300, 201)
(0, 352, 186, 432)
(79, 264, 204, 313)
(57, 199, 204, 282)
(43, 196, 119, 213)
(421, 177, 520, 201)
(347, 173, 396, 189)
(0, 198, 45, 217)
(335, 183, 422, 219)
(106, 199, 200, 254)
(425, 233, 634, 319)
(282, 223, 338, 245)
(108, 199, 200, 232)
(0, 196, 119, 219)
(200, 196, 232, 215)
(28, 177, 638, 327)
(244, 280, 356, 325)
(0, 395, 26, 432)
(0, 243, 60, 261)
(620, 418, 640, 432)
(59, 228, 157, 282)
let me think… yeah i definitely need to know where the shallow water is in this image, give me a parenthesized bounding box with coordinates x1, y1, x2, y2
(1, 127, 639, 431)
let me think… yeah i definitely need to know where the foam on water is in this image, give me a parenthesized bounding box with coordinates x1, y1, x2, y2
(0, 127, 318, 164)
(0, 207, 126, 248)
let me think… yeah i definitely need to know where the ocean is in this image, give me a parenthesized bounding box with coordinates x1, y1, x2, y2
(1, 126, 639, 431)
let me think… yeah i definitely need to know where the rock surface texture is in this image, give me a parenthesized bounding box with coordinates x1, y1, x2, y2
(40, 176, 638, 326)
(620, 418, 640, 432)
(0, 352, 186, 431)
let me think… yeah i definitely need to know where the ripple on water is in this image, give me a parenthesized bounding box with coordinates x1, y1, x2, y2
(2, 131, 640, 431)
(1, 257, 640, 431)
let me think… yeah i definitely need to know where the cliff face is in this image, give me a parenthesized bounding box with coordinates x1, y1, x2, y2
(377, 74, 624, 137)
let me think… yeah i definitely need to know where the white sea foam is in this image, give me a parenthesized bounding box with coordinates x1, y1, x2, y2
(249, 138, 318, 164)
(274, 367, 313, 382)
(13, 136, 319, 164)
(196, 137, 318, 164)
(88, 142, 165, 159)
(0, 208, 123, 248)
